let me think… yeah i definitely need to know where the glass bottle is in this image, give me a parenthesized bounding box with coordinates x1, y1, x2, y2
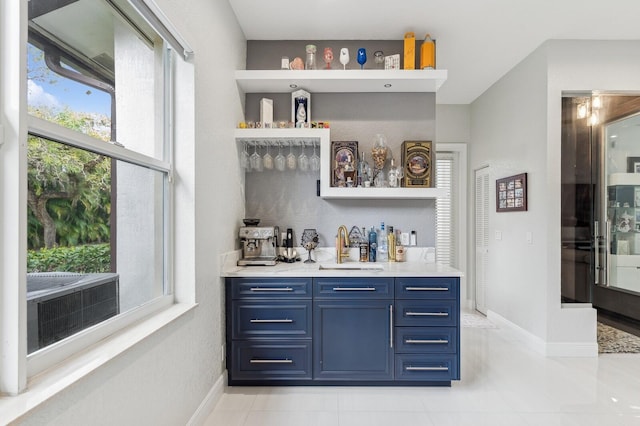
(388, 226, 396, 262)
(378, 222, 388, 261)
(368, 227, 377, 262)
(388, 158, 400, 188)
(395, 229, 405, 262)
(372, 134, 388, 187)
(305, 44, 317, 70)
(358, 151, 371, 187)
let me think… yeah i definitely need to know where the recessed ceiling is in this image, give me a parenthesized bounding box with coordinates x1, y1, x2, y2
(228, 0, 640, 104)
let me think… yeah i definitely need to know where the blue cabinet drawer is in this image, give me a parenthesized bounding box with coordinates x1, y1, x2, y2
(230, 277, 311, 299)
(232, 301, 312, 339)
(395, 327, 457, 353)
(395, 300, 458, 327)
(231, 340, 312, 380)
(395, 354, 459, 381)
(314, 277, 393, 299)
(395, 277, 459, 300)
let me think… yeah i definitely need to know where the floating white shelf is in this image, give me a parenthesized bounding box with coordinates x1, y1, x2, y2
(234, 128, 445, 200)
(234, 128, 329, 143)
(608, 172, 640, 186)
(319, 186, 447, 200)
(235, 69, 448, 94)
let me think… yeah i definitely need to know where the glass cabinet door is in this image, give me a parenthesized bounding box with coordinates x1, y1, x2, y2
(604, 114, 640, 293)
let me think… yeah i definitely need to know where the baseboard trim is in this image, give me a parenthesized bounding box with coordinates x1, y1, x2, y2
(487, 310, 597, 357)
(187, 370, 226, 426)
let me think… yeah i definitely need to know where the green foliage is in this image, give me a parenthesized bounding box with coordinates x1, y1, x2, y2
(27, 107, 112, 249)
(27, 244, 111, 273)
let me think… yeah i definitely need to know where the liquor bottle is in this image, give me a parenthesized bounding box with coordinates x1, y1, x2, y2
(359, 227, 369, 262)
(388, 226, 396, 262)
(395, 228, 405, 262)
(378, 222, 388, 261)
(388, 158, 401, 188)
(368, 227, 377, 262)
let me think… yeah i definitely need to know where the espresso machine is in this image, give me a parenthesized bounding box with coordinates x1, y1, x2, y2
(237, 226, 278, 266)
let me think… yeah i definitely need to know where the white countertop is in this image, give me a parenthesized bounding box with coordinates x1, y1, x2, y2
(221, 247, 463, 278)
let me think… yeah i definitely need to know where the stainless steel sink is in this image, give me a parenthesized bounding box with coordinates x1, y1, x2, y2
(318, 263, 384, 271)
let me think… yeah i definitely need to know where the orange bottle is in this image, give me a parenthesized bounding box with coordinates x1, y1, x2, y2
(420, 34, 436, 70)
(403, 32, 415, 70)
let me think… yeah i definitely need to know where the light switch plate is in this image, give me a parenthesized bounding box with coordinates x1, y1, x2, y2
(526, 232, 533, 244)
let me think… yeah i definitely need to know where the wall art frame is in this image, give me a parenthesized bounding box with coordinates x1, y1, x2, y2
(496, 173, 528, 212)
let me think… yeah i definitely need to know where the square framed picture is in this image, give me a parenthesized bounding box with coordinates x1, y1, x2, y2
(627, 157, 640, 173)
(496, 173, 528, 212)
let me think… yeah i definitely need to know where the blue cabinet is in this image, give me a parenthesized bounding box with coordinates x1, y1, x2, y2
(226, 278, 312, 384)
(313, 278, 394, 381)
(394, 277, 460, 383)
(225, 275, 460, 386)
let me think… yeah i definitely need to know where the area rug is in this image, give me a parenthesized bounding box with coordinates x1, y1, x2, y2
(598, 322, 640, 354)
(462, 312, 497, 328)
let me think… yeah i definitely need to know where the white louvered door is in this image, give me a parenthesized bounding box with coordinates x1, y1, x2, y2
(475, 167, 490, 314)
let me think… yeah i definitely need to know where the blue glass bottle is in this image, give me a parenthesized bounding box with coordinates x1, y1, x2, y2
(368, 226, 377, 262)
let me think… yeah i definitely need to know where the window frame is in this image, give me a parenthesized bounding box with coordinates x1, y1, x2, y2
(0, 0, 189, 394)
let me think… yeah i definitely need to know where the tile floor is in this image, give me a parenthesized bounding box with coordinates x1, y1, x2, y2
(204, 312, 640, 426)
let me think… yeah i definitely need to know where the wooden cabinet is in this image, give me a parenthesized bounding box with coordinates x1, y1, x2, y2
(225, 275, 460, 385)
(313, 277, 393, 381)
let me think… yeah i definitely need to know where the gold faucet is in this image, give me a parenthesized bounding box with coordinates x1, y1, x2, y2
(336, 225, 350, 264)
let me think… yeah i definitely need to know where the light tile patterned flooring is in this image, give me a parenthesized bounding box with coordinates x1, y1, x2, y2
(205, 312, 640, 426)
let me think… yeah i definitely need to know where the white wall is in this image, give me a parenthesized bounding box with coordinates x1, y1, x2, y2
(18, 0, 246, 423)
(470, 40, 640, 355)
(470, 44, 550, 341)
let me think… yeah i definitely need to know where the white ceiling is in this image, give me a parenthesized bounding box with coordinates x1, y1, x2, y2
(227, 0, 640, 104)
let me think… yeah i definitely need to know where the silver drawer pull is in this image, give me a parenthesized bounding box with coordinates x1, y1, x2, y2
(406, 366, 449, 371)
(249, 319, 293, 323)
(406, 312, 449, 317)
(405, 287, 448, 291)
(250, 287, 294, 292)
(405, 339, 449, 344)
(250, 359, 293, 364)
(332, 287, 377, 291)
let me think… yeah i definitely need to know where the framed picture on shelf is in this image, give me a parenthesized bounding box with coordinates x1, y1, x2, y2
(331, 141, 358, 187)
(626, 156, 640, 173)
(496, 173, 527, 212)
(636, 187, 640, 207)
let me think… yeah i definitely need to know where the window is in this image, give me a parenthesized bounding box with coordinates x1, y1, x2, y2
(436, 153, 456, 266)
(24, 0, 178, 371)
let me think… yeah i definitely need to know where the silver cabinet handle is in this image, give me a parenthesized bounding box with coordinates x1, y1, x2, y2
(405, 339, 449, 344)
(249, 319, 293, 323)
(405, 287, 448, 291)
(250, 359, 293, 364)
(406, 366, 449, 371)
(406, 312, 449, 317)
(390, 305, 393, 349)
(332, 287, 376, 291)
(250, 287, 293, 292)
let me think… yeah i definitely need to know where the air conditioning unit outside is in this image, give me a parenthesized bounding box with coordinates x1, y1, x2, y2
(27, 272, 120, 354)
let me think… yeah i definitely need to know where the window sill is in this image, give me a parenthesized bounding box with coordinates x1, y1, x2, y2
(0, 302, 197, 424)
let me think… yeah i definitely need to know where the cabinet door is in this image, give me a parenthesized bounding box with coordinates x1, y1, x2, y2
(314, 300, 393, 381)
